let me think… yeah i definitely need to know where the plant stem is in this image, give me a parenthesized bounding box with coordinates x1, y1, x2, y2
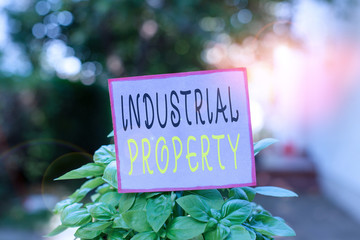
(175, 191, 183, 217)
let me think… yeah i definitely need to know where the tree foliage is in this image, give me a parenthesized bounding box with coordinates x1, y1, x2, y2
(0, 0, 285, 221)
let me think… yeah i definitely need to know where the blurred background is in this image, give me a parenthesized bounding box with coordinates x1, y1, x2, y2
(1, 0, 360, 239)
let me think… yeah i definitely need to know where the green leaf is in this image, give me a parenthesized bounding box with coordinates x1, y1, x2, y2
(254, 138, 278, 156)
(227, 225, 252, 240)
(219, 218, 231, 227)
(247, 228, 256, 240)
(205, 217, 218, 232)
(130, 231, 159, 240)
(254, 205, 272, 217)
(91, 193, 101, 202)
(96, 183, 112, 194)
(258, 233, 274, 240)
(122, 210, 152, 233)
(241, 187, 256, 202)
(53, 198, 74, 214)
(113, 214, 130, 229)
(107, 131, 114, 138)
(130, 194, 147, 210)
(204, 224, 230, 240)
(123, 230, 134, 239)
(94, 144, 116, 164)
(250, 214, 296, 237)
(69, 188, 92, 202)
(102, 161, 118, 188)
(55, 163, 105, 180)
(145, 192, 162, 199)
(229, 188, 249, 201)
(74, 221, 111, 239)
(87, 202, 117, 221)
(176, 195, 210, 222)
(210, 209, 221, 220)
(81, 221, 112, 231)
(230, 187, 257, 202)
(167, 217, 207, 240)
(187, 190, 224, 210)
(75, 229, 101, 239)
(255, 232, 269, 240)
(146, 194, 172, 232)
(99, 191, 122, 208)
(119, 193, 136, 213)
(106, 229, 128, 240)
(255, 186, 298, 197)
(221, 199, 252, 225)
(60, 203, 92, 227)
(45, 225, 68, 237)
(81, 177, 105, 190)
(274, 216, 285, 222)
(189, 235, 204, 240)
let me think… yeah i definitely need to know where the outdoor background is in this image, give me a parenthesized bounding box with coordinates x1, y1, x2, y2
(1, 0, 360, 239)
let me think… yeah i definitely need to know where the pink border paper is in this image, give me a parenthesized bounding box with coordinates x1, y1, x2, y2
(108, 68, 256, 193)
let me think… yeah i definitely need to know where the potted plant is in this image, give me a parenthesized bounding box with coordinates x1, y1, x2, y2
(47, 136, 297, 240)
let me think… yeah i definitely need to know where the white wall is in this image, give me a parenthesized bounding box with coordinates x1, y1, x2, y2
(290, 0, 360, 222)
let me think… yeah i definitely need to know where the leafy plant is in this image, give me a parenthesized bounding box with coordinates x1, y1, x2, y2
(48, 137, 297, 240)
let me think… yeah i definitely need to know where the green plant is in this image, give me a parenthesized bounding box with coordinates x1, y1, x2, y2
(47, 136, 297, 240)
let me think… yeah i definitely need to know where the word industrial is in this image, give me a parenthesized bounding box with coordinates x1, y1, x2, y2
(120, 87, 239, 131)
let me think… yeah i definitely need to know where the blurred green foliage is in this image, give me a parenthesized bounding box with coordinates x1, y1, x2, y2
(0, 0, 282, 222)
